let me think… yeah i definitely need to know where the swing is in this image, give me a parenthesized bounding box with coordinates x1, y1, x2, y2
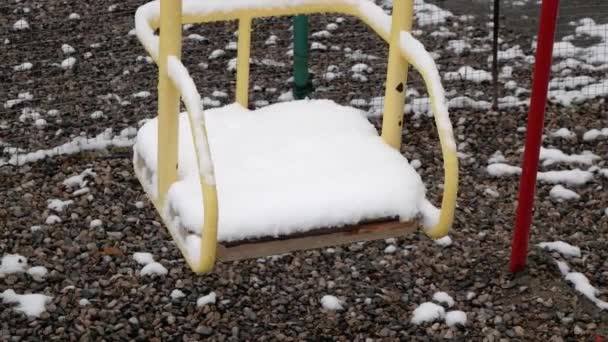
(133, 0, 458, 273)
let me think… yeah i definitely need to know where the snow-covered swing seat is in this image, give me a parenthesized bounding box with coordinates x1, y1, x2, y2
(133, 0, 458, 273)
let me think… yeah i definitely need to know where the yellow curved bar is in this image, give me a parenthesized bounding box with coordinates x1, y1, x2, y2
(396, 37, 459, 239)
(165, 55, 220, 273)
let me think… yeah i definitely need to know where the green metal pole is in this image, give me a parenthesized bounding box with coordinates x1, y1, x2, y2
(293, 15, 313, 99)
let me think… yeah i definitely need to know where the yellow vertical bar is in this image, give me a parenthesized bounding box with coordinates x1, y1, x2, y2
(236, 17, 252, 107)
(381, 0, 414, 149)
(196, 181, 218, 273)
(157, 0, 182, 204)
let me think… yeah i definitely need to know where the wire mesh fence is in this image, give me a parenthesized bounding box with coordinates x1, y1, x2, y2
(1, 0, 607, 161)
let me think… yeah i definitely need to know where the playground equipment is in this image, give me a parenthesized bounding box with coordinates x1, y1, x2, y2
(133, 0, 458, 273)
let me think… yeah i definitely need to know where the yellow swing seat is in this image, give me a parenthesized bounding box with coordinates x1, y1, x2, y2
(133, 0, 458, 273)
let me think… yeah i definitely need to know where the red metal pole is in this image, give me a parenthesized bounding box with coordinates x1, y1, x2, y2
(509, 0, 560, 273)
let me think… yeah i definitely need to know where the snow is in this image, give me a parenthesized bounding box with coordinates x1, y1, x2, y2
(69, 13, 81, 20)
(79, 299, 91, 306)
(432, 292, 455, 307)
(540, 147, 600, 166)
(61, 44, 75, 55)
(135, 100, 428, 250)
(411, 302, 445, 324)
(63, 169, 96, 189)
(434, 236, 452, 247)
(445, 310, 467, 327)
(27, 266, 48, 279)
(171, 289, 186, 299)
(61, 57, 76, 69)
(209, 49, 225, 59)
(13, 62, 33, 71)
(140, 262, 168, 276)
(555, 260, 570, 276)
(384, 245, 397, 254)
(197, 292, 217, 306)
(135, 201, 145, 209)
(414, 0, 453, 27)
(0, 254, 28, 275)
(487, 163, 521, 177)
(488, 164, 594, 186)
(549, 185, 580, 201)
(320, 295, 344, 311)
(1, 290, 52, 317)
(45, 215, 62, 224)
(564, 272, 608, 310)
(444, 66, 492, 83)
(537, 169, 594, 186)
(90, 219, 103, 228)
(34, 119, 47, 129)
(13, 19, 30, 30)
(488, 151, 506, 164)
(484, 188, 499, 198)
(47, 199, 74, 212)
(447, 40, 470, 55)
(538, 241, 581, 258)
(550, 128, 576, 139)
(582, 128, 608, 141)
(132, 91, 151, 98)
(133, 252, 155, 265)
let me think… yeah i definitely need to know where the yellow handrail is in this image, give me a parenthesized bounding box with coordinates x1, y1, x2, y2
(166, 56, 219, 273)
(141, 0, 458, 272)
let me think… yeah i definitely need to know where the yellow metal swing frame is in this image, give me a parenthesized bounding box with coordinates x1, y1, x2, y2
(134, 0, 458, 273)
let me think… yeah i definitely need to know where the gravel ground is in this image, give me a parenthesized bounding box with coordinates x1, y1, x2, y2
(1, 0, 607, 340)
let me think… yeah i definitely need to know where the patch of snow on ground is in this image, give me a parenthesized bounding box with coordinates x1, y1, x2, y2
(582, 128, 608, 141)
(555, 260, 570, 276)
(27, 266, 48, 279)
(171, 289, 186, 299)
(432, 292, 455, 307)
(411, 302, 446, 324)
(435, 236, 452, 247)
(320, 295, 344, 311)
(384, 245, 397, 254)
(197, 292, 217, 306)
(549, 185, 580, 201)
(47, 199, 74, 212)
(89, 219, 103, 228)
(133, 252, 155, 265)
(61, 57, 76, 69)
(445, 310, 467, 327)
(63, 168, 96, 189)
(0, 254, 28, 275)
(1, 290, 52, 317)
(540, 147, 600, 166)
(13, 19, 29, 30)
(61, 44, 75, 54)
(538, 241, 581, 258)
(565, 272, 608, 310)
(444, 66, 492, 83)
(45, 215, 62, 224)
(13, 62, 33, 71)
(140, 262, 168, 276)
(550, 128, 576, 139)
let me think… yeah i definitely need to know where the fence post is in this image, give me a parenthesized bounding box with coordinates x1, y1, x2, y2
(293, 15, 312, 100)
(157, 0, 182, 204)
(509, 0, 560, 273)
(381, 0, 414, 150)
